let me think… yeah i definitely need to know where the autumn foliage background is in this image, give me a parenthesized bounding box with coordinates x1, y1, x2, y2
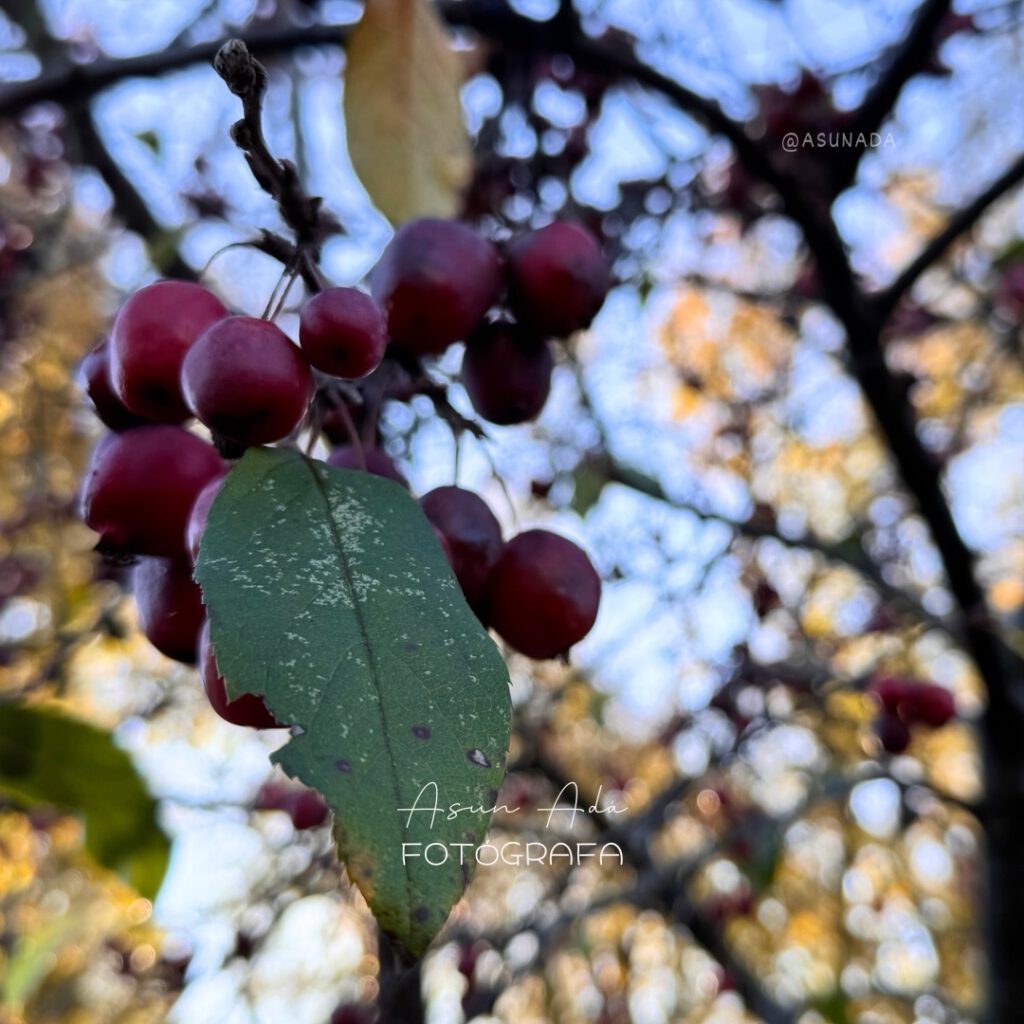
(1, 0, 1023, 1022)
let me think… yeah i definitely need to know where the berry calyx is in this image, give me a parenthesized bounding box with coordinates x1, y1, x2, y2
(487, 530, 600, 659)
(109, 280, 228, 422)
(505, 221, 609, 338)
(461, 321, 553, 425)
(182, 316, 314, 446)
(198, 622, 283, 729)
(371, 218, 502, 355)
(325, 445, 408, 487)
(185, 473, 226, 566)
(420, 486, 503, 609)
(80, 426, 224, 557)
(299, 287, 386, 379)
(132, 557, 205, 664)
(80, 340, 149, 432)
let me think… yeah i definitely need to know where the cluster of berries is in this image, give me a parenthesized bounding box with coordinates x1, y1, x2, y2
(77, 218, 607, 730)
(867, 674, 957, 754)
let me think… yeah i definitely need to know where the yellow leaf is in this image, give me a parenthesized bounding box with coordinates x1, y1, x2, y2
(344, 0, 472, 224)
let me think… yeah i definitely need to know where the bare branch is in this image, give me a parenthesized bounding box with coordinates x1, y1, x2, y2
(874, 151, 1024, 320)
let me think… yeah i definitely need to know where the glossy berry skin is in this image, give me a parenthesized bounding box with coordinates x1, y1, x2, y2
(186, 474, 225, 566)
(299, 288, 386, 379)
(506, 221, 609, 338)
(487, 530, 600, 659)
(255, 781, 329, 830)
(867, 674, 956, 729)
(461, 322, 553, 425)
(420, 486, 503, 609)
(80, 426, 223, 557)
(371, 218, 502, 355)
(132, 557, 205, 664)
(199, 622, 283, 729)
(326, 445, 408, 487)
(182, 316, 313, 446)
(80, 340, 149, 431)
(110, 280, 227, 422)
(875, 711, 911, 755)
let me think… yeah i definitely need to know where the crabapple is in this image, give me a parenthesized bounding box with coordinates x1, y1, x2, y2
(420, 486, 502, 609)
(109, 280, 227, 422)
(132, 557, 205, 664)
(461, 321, 553, 425)
(198, 622, 282, 729)
(505, 221, 609, 337)
(80, 425, 223, 557)
(371, 218, 502, 355)
(487, 530, 600, 659)
(299, 287, 386, 379)
(181, 316, 313, 446)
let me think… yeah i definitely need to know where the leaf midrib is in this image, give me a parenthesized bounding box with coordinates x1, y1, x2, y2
(303, 458, 416, 930)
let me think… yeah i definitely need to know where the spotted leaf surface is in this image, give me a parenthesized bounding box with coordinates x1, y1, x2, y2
(194, 447, 511, 956)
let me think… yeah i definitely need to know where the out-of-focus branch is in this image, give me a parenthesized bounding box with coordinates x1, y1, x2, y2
(874, 151, 1024, 320)
(0, 22, 346, 120)
(71, 102, 194, 280)
(833, 0, 953, 189)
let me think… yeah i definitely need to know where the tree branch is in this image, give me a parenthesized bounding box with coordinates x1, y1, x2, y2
(874, 151, 1024, 320)
(0, 22, 346, 120)
(833, 0, 953, 189)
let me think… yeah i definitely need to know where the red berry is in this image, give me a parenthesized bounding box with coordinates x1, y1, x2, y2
(506, 221, 609, 337)
(371, 218, 502, 355)
(461, 321, 553, 425)
(299, 287, 386, 379)
(132, 557, 205, 664)
(874, 711, 911, 755)
(198, 622, 283, 729)
(80, 340, 149, 431)
(420, 486, 503, 609)
(182, 316, 313, 446)
(487, 530, 600, 659)
(80, 426, 223, 557)
(110, 280, 227, 422)
(903, 683, 956, 729)
(325, 445, 408, 487)
(186, 473, 226, 566)
(867, 674, 914, 715)
(255, 782, 329, 830)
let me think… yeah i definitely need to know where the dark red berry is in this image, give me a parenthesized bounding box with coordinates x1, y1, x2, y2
(199, 622, 283, 729)
(329, 1006, 373, 1024)
(110, 280, 227, 422)
(132, 557, 205, 664)
(255, 781, 329, 830)
(80, 426, 224, 557)
(186, 473, 226, 566)
(299, 287, 386, 379)
(371, 218, 502, 355)
(461, 321, 553, 425)
(487, 530, 600, 659)
(874, 711, 911, 755)
(80, 340, 149, 431)
(182, 316, 313, 446)
(867, 674, 914, 715)
(506, 221, 609, 337)
(325, 445, 408, 487)
(420, 486, 503, 609)
(903, 683, 956, 728)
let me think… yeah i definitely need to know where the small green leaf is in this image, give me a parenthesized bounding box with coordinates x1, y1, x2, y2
(195, 448, 511, 957)
(0, 705, 169, 900)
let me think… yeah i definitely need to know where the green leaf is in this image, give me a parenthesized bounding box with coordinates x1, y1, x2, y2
(0, 705, 169, 900)
(195, 448, 512, 957)
(343, 0, 472, 224)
